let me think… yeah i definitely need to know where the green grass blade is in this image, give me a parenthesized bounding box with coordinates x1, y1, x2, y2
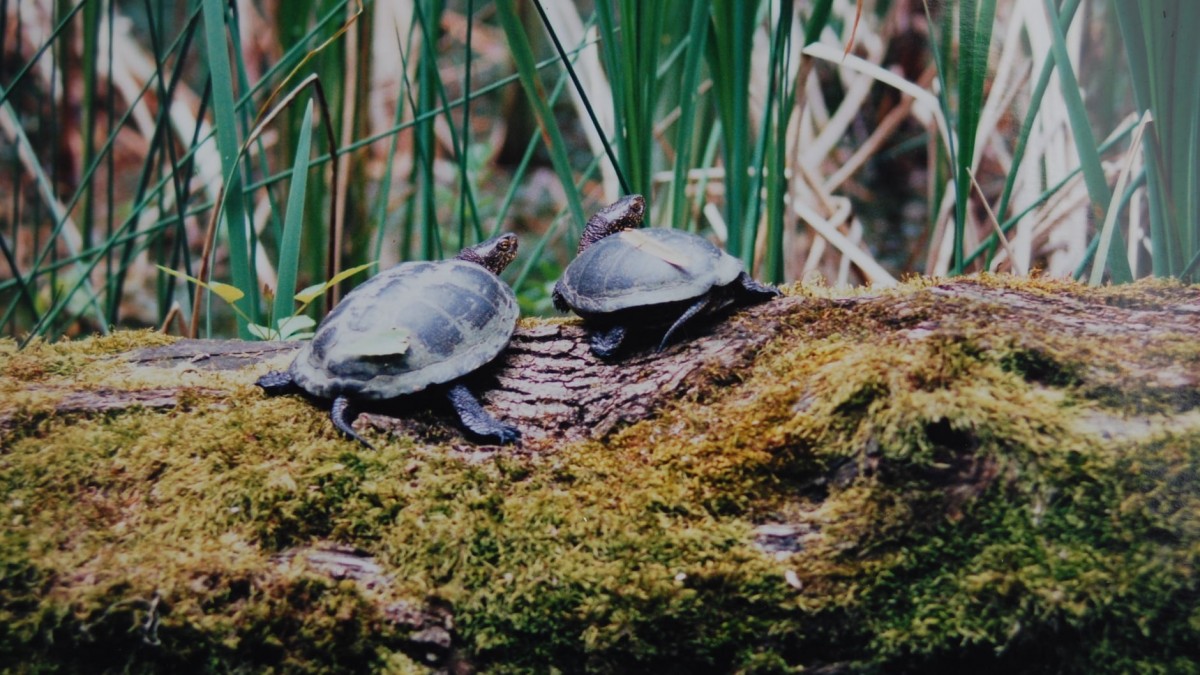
(633, 1, 666, 199)
(1132, 0, 1177, 270)
(487, 16, 595, 241)
(1, 26, 205, 338)
(243, 35, 609, 194)
(144, 0, 201, 320)
(79, 0, 100, 259)
(201, 0, 256, 336)
(0, 0, 88, 109)
(669, 0, 712, 232)
(389, 21, 423, 261)
(952, 0, 978, 275)
(741, 0, 787, 267)
(2, 97, 109, 339)
(1042, 0, 1131, 283)
(412, 0, 483, 250)
(1073, 168, 1147, 280)
(975, 0, 1081, 270)
(495, 0, 587, 242)
(921, 0, 959, 273)
(1115, 0, 1200, 277)
(459, 0, 476, 245)
(230, 5, 283, 307)
(803, 0, 833, 45)
(765, 0, 796, 284)
(1090, 112, 1151, 286)
(533, 0, 630, 195)
(238, 1, 350, 115)
(510, 152, 608, 297)
(371, 35, 414, 260)
(596, 0, 641, 200)
(966, 106, 1136, 271)
(413, 0, 443, 261)
(0, 232, 37, 326)
(708, 0, 759, 262)
(108, 2, 209, 330)
(1164, 3, 1200, 268)
(950, 0, 996, 274)
(273, 99, 314, 328)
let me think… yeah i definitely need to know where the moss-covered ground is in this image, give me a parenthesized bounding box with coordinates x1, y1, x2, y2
(3, 276, 1200, 672)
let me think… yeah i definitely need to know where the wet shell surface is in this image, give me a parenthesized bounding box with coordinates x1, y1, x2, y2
(554, 228, 745, 315)
(289, 259, 518, 400)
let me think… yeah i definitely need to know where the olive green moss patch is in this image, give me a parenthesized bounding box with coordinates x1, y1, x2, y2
(3, 278, 1200, 672)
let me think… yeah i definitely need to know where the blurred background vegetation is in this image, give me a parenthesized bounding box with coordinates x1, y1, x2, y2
(0, 0, 1192, 341)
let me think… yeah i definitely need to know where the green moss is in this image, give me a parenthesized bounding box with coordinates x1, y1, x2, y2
(0, 331, 175, 382)
(3, 278, 1200, 671)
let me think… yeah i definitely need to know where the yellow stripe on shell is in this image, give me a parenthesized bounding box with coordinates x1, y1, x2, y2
(339, 325, 413, 358)
(618, 230, 691, 269)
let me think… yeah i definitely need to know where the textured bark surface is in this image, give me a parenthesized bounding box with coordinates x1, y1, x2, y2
(116, 302, 788, 445)
(0, 386, 222, 434)
(19, 278, 1200, 445)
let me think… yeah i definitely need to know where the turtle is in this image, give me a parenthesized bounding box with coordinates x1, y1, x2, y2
(552, 194, 781, 358)
(256, 233, 522, 448)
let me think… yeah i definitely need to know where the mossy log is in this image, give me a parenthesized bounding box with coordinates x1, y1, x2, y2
(3, 276, 1200, 672)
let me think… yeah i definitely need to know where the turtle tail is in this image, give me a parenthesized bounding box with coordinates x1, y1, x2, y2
(256, 370, 299, 396)
(331, 396, 375, 450)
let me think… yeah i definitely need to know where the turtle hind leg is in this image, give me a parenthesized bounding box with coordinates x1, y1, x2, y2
(736, 272, 782, 302)
(330, 396, 375, 450)
(256, 370, 299, 396)
(446, 383, 521, 445)
(658, 295, 713, 352)
(589, 325, 627, 359)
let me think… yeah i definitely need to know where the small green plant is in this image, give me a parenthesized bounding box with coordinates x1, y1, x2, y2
(157, 262, 374, 341)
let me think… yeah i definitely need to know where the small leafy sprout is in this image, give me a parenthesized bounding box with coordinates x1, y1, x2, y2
(248, 314, 317, 341)
(156, 262, 377, 341)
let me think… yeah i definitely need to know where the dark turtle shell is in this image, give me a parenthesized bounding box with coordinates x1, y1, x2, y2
(289, 259, 518, 399)
(554, 228, 745, 315)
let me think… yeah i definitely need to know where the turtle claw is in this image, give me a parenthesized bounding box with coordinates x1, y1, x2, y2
(256, 370, 298, 395)
(738, 272, 782, 301)
(589, 325, 627, 359)
(493, 423, 522, 446)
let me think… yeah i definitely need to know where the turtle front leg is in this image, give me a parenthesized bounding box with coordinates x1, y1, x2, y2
(736, 272, 782, 302)
(330, 396, 375, 450)
(658, 295, 712, 351)
(589, 325, 627, 359)
(446, 383, 521, 445)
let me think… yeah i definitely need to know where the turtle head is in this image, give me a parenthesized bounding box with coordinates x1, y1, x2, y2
(578, 194, 645, 254)
(456, 233, 519, 275)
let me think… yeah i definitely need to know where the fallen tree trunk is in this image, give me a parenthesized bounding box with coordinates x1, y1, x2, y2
(3, 276, 1200, 672)
(14, 277, 1200, 445)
